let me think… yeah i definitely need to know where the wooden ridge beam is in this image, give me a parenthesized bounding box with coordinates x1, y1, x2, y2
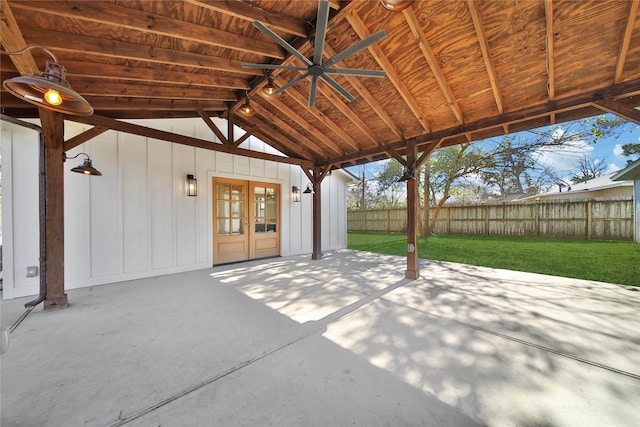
(68, 114, 314, 168)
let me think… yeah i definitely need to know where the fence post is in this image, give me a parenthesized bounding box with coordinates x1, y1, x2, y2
(587, 201, 592, 240)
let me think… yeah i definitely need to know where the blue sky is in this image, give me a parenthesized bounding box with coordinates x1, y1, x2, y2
(347, 114, 639, 182)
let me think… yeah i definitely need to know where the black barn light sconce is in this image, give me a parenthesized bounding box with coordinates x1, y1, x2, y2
(1, 45, 93, 116)
(397, 168, 415, 182)
(303, 183, 314, 194)
(64, 152, 102, 176)
(292, 186, 301, 202)
(186, 174, 198, 196)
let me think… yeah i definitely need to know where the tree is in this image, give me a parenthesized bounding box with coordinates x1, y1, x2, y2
(421, 143, 488, 234)
(373, 159, 405, 208)
(570, 155, 607, 183)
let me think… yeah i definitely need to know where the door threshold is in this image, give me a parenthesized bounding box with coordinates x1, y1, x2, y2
(213, 255, 282, 267)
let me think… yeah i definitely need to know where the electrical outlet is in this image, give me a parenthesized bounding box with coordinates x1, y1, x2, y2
(26, 266, 39, 277)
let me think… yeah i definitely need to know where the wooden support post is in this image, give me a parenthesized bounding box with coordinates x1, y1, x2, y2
(39, 108, 68, 310)
(312, 168, 322, 260)
(405, 140, 419, 280)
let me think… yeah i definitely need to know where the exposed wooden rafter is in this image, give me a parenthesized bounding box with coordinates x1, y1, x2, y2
(346, 12, 431, 133)
(614, 0, 639, 84)
(10, 1, 285, 59)
(403, 7, 464, 125)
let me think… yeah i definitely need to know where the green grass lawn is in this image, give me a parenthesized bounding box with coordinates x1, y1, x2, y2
(348, 232, 640, 286)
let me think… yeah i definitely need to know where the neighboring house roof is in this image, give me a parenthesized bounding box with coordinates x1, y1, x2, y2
(520, 173, 633, 201)
(611, 158, 640, 181)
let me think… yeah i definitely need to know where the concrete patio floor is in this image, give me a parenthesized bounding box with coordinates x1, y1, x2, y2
(1, 249, 639, 427)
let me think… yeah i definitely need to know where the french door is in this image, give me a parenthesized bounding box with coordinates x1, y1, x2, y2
(213, 178, 280, 265)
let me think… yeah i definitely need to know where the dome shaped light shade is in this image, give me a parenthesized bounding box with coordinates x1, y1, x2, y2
(380, 0, 414, 11)
(3, 59, 93, 116)
(70, 158, 102, 176)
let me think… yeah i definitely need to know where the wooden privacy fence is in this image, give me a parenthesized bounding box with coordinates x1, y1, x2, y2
(348, 198, 634, 241)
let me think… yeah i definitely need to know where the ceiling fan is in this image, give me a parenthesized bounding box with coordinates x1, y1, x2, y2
(242, 0, 387, 107)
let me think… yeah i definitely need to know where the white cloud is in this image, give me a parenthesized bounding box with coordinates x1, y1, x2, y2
(532, 139, 593, 174)
(613, 144, 625, 159)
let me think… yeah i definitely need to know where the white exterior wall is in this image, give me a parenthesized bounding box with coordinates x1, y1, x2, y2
(634, 180, 640, 242)
(0, 118, 353, 299)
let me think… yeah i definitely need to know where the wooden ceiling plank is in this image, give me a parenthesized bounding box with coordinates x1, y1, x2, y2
(544, 0, 555, 100)
(247, 101, 327, 159)
(467, 0, 505, 114)
(63, 126, 108, 151)
(68, 114, 314, 168)
(58, 61, 249, 90)
(403, 7, 464, 124)
(0, 0, 39, 75)
(17, 26, 263, 76)
(234, 114, 315, 161)
(10, 0, 284, 59)
(592, 100, 640, 124)
(323, 44, 403, 140)
(273, 76, 361, 152)
(614, 0, 639, 83)
(316, 83, 381, 146)
(346, 12, 431, 133)
(71, 80, 237, 101)
(197, 109, 229, 145)
(184, 0, 310, 38)
(265, 95, 342, 156)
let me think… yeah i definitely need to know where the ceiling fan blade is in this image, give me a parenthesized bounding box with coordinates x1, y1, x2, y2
(253, 20, 312, 67)
(313, 0, 330, 65)
(323, 30, 387, 69)
(308, 75, 319, 107)
(324, 68, 387, 78)
(319, 74, 354, 102)
(242, 64, 307, 71)
(274, 71, 311, 96)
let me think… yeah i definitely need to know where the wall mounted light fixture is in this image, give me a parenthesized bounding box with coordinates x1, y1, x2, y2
(292, 186, 301, 202)
(64, 152, 102, 176)
(187, 174, 198, 196)
(397, 168, 415, 182)
(303, 184, 314, 194)
(1, 45, 93, 116)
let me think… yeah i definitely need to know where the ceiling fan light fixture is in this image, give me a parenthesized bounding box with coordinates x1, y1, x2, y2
(1, 46, 93, 116)
(380, 0, 415, 11)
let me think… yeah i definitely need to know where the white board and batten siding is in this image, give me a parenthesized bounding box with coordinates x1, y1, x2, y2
(0, 118, 354, 300)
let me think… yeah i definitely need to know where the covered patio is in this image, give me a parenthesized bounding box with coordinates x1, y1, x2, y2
(2, 250, 639, 426)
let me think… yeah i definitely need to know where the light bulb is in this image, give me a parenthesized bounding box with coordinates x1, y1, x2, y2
(44, 89, 63, 106)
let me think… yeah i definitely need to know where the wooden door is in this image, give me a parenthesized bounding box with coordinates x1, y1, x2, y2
(249, 182, 280, 259)
(213, 178, 249, 264)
